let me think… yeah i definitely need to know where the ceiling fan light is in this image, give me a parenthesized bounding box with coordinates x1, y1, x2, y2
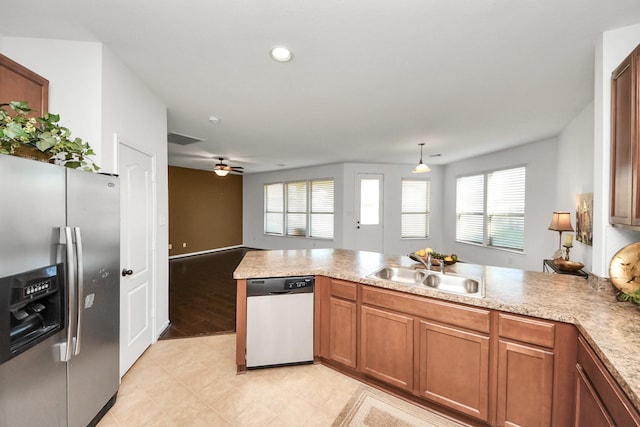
(214, 169, 229, 177)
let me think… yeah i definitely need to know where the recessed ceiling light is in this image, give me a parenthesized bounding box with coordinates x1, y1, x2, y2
(270, 46, 293, 63)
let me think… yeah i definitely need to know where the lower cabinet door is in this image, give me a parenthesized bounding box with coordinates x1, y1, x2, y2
(574, 364, 615, 427)
(360, 305, 414, 391)
(329, 296, 357, 368)
(497, 340, 554, 427)
(417, 320, 490, 422)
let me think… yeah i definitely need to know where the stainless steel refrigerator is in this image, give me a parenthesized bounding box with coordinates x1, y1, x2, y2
(0, 154, 120, 427)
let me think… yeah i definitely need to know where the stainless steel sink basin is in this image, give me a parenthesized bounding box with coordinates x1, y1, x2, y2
(368, 266, 427, 285)
(423, 272, 483, 296)
(368, 266, 484, 297)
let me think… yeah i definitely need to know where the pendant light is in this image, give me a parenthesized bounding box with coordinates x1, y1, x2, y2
(412, 143, 431, 173)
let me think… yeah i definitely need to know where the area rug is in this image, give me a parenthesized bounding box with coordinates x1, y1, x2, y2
(332, 385, 466, 427)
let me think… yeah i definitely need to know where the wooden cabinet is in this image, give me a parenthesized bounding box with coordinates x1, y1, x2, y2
(360, 305, 414, 391)
(575, 336, 640, 426)
(317, 278, 358, 368)
(575, 364, 615, 426)
(329, 296, 357, 368)
(0, 54, 49, 117)
(417, 320, 490, 421)
(610, 43, 640, 226)
(361, 285, 491, 419)
(314, 278, 580, 426)
(496, 339, 554, 426)
(495, 313, 577, 427)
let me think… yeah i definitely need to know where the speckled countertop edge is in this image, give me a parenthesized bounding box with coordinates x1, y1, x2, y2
(234, 248, 640, 411)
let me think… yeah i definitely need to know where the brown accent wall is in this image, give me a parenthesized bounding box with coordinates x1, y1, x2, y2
(168, 165, 243, 256)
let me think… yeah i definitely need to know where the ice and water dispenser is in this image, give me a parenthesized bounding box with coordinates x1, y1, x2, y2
(0, 264, 65, 363)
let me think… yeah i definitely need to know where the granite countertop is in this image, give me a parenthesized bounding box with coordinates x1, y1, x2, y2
(234, 248, 640, 412)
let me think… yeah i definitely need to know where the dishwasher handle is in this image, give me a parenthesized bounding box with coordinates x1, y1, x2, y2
(268, 290, 293, 295)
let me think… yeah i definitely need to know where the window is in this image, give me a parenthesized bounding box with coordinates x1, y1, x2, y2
(359, 178, 380, 225)
(456, 166, 526, 251)
(310, 180, 334, 239)
(264, 183, 284, 235)
(401, 179, 430, 238)
(264, 179, 334, 239)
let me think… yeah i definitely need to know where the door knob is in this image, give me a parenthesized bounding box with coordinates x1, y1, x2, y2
(121, 269, 133, 277)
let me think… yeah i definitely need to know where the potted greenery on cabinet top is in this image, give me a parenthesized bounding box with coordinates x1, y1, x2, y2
(0, 101, 99, 172)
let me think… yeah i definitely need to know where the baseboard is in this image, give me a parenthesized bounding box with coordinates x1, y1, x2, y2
(168, 245, 244, 260)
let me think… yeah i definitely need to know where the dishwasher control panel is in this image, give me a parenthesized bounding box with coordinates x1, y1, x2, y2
(284, 277, 313, 290)
(246, 276, 314, 296)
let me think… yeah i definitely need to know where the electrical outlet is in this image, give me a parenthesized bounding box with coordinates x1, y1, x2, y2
(169, 243, 172, 250)
(182, 242, 187, 248)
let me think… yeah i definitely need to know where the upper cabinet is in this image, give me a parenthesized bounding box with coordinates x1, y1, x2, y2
(610, 44, 640, 227)
(0, 54, 49, 117)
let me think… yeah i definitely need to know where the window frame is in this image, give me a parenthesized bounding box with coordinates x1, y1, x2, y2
(263, 178, 335, 240)
(401, 178, 431, 239)
(455, 165, 526, 252)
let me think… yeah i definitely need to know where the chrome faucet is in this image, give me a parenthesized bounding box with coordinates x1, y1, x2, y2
(426, 253, 433, 271)
(409, 253, 430, 270)
(437, 258, 445, 274)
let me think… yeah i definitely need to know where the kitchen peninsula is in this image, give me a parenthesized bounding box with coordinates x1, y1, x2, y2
(234, 248, 640, 426)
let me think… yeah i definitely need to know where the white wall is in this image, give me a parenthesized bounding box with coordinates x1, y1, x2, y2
(341, 163, 444, 256)
(243, 162, 445, 256)
(443, 138, 558, 272)
(101, 46, 169, 338)
(555, 101, 594, 271)
(593, 23, 640, 276)
(244, 163, 345, 250)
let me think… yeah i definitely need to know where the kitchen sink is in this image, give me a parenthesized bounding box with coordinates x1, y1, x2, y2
(423, 272, 483, 296)
(368, 266, 484, 297)
(368, 266, 427, 285)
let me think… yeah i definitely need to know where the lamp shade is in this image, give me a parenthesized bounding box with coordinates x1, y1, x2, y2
(214, 169, 229, 177)
(548, 211, 574, 232)
(412, 161, 431, 173)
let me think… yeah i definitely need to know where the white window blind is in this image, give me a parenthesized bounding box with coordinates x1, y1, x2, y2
(456, 166, 526, 251)
(401, 179, 430, 238)
(487, 167, 525, 250)
(456, 174, 484, 244)
(264, 183, 284, 235)
(264, 179, 334, 239)
(286, 181, 307, 236)
(310, 180, 334, 239)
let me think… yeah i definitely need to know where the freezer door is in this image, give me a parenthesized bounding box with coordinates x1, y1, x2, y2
(65, 169, 120, 427)
(0, 155, 67, 426)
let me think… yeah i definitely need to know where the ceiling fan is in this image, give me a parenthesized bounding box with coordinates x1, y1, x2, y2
(213, 157, 244, 176)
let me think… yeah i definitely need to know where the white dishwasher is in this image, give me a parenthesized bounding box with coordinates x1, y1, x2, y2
(246, 276, 314, 368)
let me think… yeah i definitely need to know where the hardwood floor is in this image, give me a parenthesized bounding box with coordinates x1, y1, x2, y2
(161, 247, 254, 339)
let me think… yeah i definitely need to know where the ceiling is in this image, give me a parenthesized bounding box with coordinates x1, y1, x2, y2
(3, 1, 640, 174)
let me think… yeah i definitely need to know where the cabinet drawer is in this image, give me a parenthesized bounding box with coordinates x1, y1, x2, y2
(361, 285, 490, 333)
(577, 336, 640, 426)
(498, 313, 555, 348)
(330, 279, 358, 301)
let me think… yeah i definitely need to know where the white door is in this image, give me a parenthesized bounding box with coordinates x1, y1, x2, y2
(355, 173, 384, 252)
(119, 143, 155, 376)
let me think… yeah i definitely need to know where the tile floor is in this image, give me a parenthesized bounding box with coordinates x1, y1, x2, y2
(97, 333, 363, 426)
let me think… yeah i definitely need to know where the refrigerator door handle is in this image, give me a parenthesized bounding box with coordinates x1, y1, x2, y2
(73, 227, 84, 356)
(61, 226, 76, 362)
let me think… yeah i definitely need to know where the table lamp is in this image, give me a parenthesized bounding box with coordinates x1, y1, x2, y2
(548, 212, 574, 259)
